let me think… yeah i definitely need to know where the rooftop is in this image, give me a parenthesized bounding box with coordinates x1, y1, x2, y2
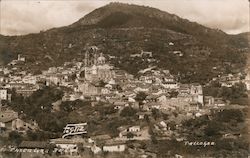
(19, 141, 48, 149)
(0, 110, 18, 123)
(50, 138, 86, 144)
(104, 140, 126, 146)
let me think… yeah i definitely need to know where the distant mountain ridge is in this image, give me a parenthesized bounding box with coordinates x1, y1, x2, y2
(0, 2, 248, 83)
(71, 2, 246, 48)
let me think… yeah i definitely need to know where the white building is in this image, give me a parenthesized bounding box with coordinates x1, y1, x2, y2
(50, 138, 82, 155)
(128, 126, 140, 132)
(22, 76, 37, 85)
(17, 54, 25, 62)
(0, 89, 7, 100)
(162, 82, 178, 89)
(103, 140, 126, 152)
(244, 73, 250, 90)
(118, 126, 141, 138)
(101, 88, 111, 95)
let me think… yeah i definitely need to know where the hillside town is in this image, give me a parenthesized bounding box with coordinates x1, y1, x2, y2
(0, 45, 249, 158)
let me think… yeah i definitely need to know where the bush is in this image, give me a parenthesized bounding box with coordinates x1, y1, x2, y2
(9, 131, 23, 145)
(127, 132, 135, 139)
(204, 121, 221, 137)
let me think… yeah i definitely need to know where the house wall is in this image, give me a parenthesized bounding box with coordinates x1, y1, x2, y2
(0, 122, 5, 128)
(103, 144, 125, 152)
(163, 83, 178, 89)
(128, 127, 140, 132)
(56, 144, 78, 154)
(245, 81, 250, 90)
(198, 95, 204, 105)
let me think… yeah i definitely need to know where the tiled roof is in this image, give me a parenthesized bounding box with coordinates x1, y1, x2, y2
(104, 140, 126, 146)
(19, 141, 48, 149)
(0, 110, 18, 123)
(50, 138, 85, 144)
(91, 134, 111, 140)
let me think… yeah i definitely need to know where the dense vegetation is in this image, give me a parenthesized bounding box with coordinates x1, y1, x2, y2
(8, 87, 139, 139)
(203, 82, 248, 105)
(9, 87, 67, 132)
(179, 108, 249, 157)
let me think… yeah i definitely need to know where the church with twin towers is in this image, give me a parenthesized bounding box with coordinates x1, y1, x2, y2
(82, 46, 115, 82)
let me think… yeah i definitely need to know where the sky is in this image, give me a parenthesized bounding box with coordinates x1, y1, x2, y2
(0, 0, 249, 36)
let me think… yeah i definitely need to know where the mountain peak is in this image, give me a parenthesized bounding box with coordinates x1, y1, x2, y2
(71, 2, 227, 39)
(72, 2, 174, 27)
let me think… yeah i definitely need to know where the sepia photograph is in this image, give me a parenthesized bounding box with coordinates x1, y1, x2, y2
(0, 0, 249, 157)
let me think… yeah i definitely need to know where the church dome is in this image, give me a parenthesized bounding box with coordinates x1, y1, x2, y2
(97, 53, 106, 65)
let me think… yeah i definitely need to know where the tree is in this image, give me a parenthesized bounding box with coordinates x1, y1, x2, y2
(215, 109, 244, 122)
(204, 121, 221, 137)
(127, 132, 135, 139)
(210, 80, 221, 87)
(27, 130, 38, 140)
(70, 73, 77, 81)
(102, 106, 118, 115)
(77, 143, 85, 154)
(60, 101, 74, 112)
(9, 131, 23, 145)
(169, 91, 179, 98)
(33, 69, 42, 75)
(120, 106, 137, 117)
(114, 84, 122, 91)
(44, 144, 56, 156)
(152, 108, 161, 120)
(168, 121, 176, 130)
(79, 71, 85, 78)
(10, 86, 66, 133)
(135, 92, 147, 103)
(231, 82, 247, 99)
(151, 135, 158, 144)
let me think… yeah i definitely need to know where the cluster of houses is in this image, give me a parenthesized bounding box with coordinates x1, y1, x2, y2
(0, 46, 236, 129)
(213, 73, 243, 88)
(0, 46, 248, 157)
(0, 109, 38, 134)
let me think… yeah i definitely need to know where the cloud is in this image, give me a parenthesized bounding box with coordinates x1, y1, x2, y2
(1, 0, 96, 35)
(0, 0, 248, 35)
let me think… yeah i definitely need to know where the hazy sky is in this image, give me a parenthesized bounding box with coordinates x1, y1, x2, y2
(0, 0, 249, 36)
